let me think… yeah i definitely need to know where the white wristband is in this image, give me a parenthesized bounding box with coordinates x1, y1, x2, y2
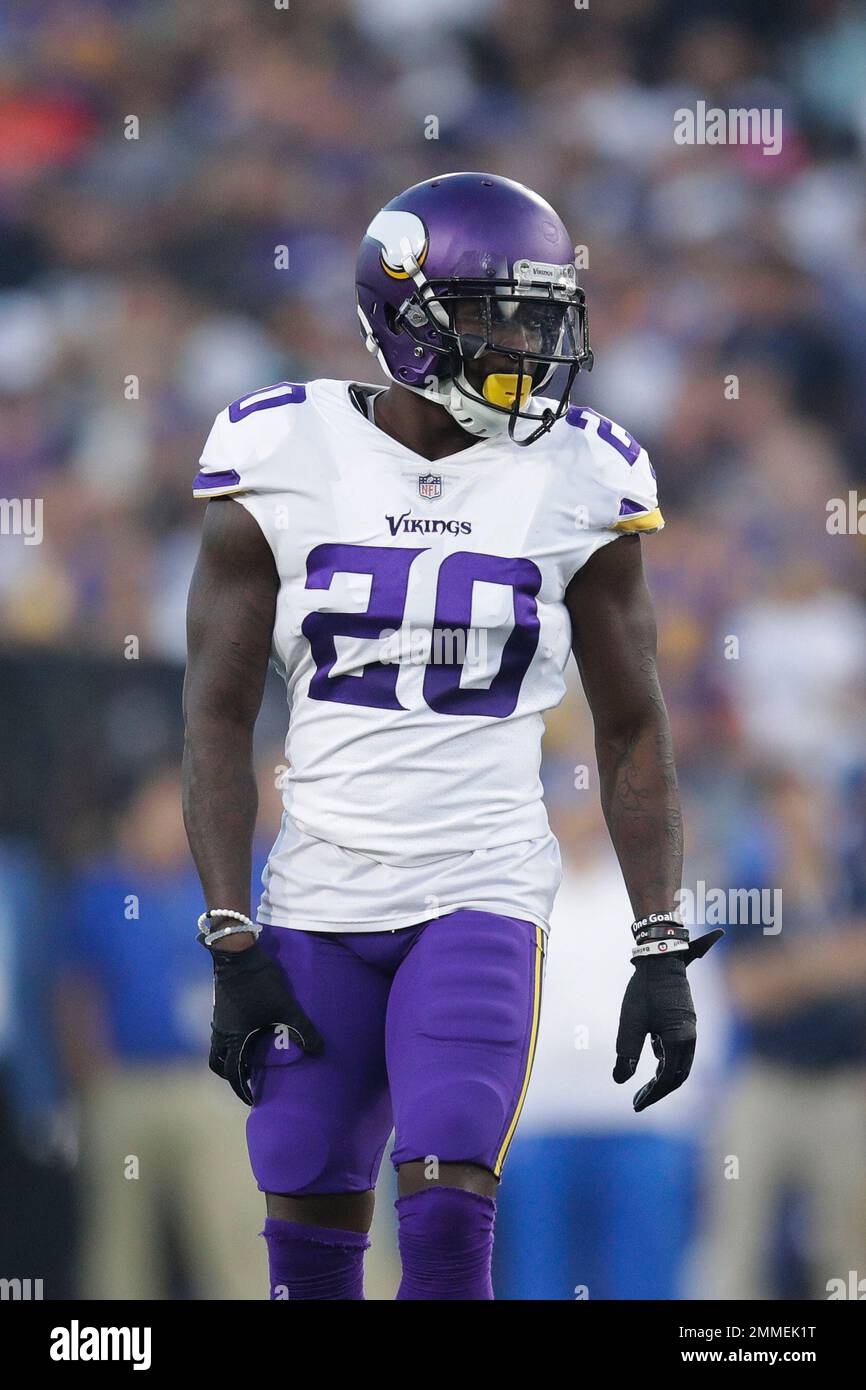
(197, 909, 260, 946)
(631, 938, 690, 960)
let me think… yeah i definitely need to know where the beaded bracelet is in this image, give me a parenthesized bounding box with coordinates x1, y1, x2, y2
(196, 908, 261, 947)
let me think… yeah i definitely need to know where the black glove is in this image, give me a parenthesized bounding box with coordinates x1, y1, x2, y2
(613, 930, 723, 1112)
(204, 939, 323, 1105)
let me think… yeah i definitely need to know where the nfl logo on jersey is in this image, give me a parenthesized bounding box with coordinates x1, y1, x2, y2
(418, 472, 442, 501)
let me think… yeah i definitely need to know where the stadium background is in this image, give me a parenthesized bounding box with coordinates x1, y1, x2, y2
(1, 0, 864, 1300)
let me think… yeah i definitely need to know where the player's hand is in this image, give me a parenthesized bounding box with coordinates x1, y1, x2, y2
(613, 930, 723, 1111)
(205, 939, 323, 1105)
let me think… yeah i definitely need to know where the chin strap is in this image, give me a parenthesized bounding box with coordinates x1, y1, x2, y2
(508, 404, 557, 447)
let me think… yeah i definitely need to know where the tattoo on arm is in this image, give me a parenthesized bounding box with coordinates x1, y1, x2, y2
(567, 536, 683, 920)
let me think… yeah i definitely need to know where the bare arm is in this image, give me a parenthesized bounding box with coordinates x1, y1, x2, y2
(565, 533, 682, 919)
(182, 498, 278, 950)
(55, 973, 112, 1087)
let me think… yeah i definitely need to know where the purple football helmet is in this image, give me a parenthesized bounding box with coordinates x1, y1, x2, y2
(356, 172, 592, 446)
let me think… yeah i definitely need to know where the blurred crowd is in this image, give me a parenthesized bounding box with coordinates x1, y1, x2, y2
(0, 0, 864, 1299)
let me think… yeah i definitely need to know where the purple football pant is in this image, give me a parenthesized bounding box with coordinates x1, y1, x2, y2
(246, 909, 545, 1195)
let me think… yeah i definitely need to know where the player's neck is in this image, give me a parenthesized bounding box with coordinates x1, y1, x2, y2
(373, 384, 480, 462)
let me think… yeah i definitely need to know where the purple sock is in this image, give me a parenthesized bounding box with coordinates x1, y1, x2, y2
(262, 1217, 370, 1300)
(395, 1188, 496, 1300)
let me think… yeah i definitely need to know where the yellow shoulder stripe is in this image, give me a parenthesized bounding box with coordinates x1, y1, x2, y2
(613, 507, 665, 534)
(192, 484, 246, 499)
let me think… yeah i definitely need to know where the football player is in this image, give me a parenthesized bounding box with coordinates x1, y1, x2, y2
(183, 172, 720, 1300)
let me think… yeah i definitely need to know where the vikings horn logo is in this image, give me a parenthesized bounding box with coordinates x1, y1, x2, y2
(366, 209, 429, 279)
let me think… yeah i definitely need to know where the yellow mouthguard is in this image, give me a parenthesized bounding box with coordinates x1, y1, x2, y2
(482, 373, 532, 409)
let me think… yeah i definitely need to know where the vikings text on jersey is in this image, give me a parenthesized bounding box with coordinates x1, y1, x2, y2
(193, 378, 662, 934)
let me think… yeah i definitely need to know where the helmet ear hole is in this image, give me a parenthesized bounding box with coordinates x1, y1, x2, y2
(384, 304, 402, 335)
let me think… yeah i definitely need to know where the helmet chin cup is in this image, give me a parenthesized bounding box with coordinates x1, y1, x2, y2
(401, 373, 505, 438)
(414, 371, 510, 436)
(449, 374, 512, 437)
(403, 364, 547, 441)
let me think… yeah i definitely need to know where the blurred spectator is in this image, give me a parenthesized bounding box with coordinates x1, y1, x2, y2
(55, 765, 266, 1300)
(493, 794, 726, 1300)
(721, 569, 866, 784)
(0, 838, 75, 1297)
(693, 767, 866, 1299)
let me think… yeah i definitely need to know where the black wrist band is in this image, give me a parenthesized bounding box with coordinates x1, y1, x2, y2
(633, 924, 690, 947)
(631, 912, 683, 940)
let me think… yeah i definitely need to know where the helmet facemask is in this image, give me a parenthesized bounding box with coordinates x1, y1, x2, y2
(390, 249, 593, 445)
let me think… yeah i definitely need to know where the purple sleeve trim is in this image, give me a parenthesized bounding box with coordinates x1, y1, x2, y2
(618, 497, 648, 517)
(192, 468, 242, 494)
(228, 382, 306, 422)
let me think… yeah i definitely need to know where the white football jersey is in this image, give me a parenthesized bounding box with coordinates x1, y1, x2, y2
(194, 379, 662, 934)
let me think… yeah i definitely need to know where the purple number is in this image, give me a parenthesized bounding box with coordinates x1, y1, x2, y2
(567, 405, 641, 466)
(303, 543, 424, 708)
(303, 544, 541, 718)
(228, 382, 306, 422)
(423, 551, 541, 717)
